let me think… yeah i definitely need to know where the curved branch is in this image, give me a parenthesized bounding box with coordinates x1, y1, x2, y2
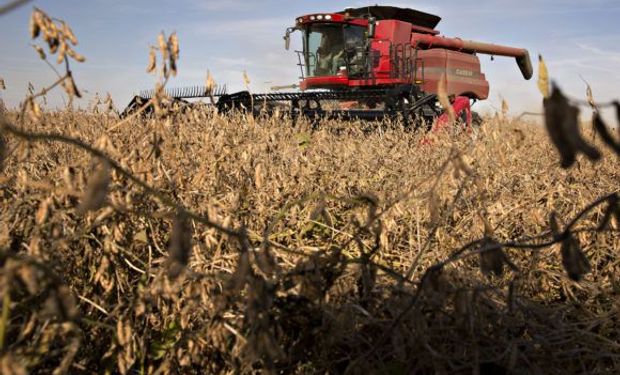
(0, 0, 32, 16)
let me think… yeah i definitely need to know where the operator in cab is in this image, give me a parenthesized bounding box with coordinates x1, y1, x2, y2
(315, 28, 345, 76)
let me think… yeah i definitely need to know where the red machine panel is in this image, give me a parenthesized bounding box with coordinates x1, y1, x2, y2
(416, 49, 489, 99)
(372, 20, 413, 80)
(374, 20, 412, 43)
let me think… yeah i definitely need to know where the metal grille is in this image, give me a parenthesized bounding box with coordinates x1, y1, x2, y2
(138, 84, 228, 99)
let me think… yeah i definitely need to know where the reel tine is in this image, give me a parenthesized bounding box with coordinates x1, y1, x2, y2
(134, 84, 229, 100)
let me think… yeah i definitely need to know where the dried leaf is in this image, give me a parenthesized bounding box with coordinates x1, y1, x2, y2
(67, 48, 86, 63)
(501, 98, 509, 116)
(148, 132, 163, 159)
(52, 337, 80, 375)
(437, 73, 455, 124)
(256, 243, 277, 277)
(29, 11, 41, 39)
(479, 238, 506, 276)
(481, 213, 494, 237)
(24, 97, 42, 122)
(63, 74, 82, 99)
(615, 101, 620, 140)
(168, 212, 192, 279)
(242, 70, 251, 88)
(451, 160, 461, 180)
(162, 61, 168, 78)
(78, 161, 110, 213)
(32, 100, 42, 119)
(146, 46, 157, 74)
(549, 212, 562, 238)
(62, 166, 75, 189)
(593, 113, 620, 155)
(169, 55, 177, 77)
(158, 32, 168, 61)
(428, 190, 441, 225)
(54, 285, 78, 320)
(61, 21, 78, 45)
(104, 92, 114, 112)
(0, 135, 6, 171)
(57, 40, 67, 64)
(537, 54, 549, 98)
(116, 320, 128, 346)
(357, 192, 378, 224)
(205, 70, 215, 93)
(561, 231, 590, 281)
(48, 37, 59, 54)
(585, 83, 596, 111)
(33, 9, 47, 33)
(0, 353, 27, 375)
(425, 265, 444, 292)
(168, 32, 179, 60)
(597, 196, 618, 231)
(47, 19, 59, 40)
(544, 85, 600, 168)
(17, 266, 39, 294)
(134, 230, 148, 243)
(308, 199, 330, 226)
(562, 103, 601, 161)
(35, 197, 53, 225)
(32, 44, 46, 60)
(254, 163, 263, 189)
(229, 250, 250, 292)
(454, 155, 473, 176)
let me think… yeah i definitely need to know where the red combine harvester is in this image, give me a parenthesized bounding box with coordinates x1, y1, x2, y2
(124, 6, 533, 126)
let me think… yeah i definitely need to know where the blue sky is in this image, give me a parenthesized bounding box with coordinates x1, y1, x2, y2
(1, 0, 619, 116)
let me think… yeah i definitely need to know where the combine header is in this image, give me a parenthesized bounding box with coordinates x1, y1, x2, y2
(124, 5, 533, 126)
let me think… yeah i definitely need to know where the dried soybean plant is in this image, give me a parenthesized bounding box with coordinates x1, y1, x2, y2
(145, 31, 181, 116)
(23, 7, 86, 118)
(2, 104, 620, 374)
(5, 103, 619, 375)
(110, 31, 181, 126)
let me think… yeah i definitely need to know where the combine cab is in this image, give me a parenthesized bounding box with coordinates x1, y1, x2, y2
(124, 6, 533, 126)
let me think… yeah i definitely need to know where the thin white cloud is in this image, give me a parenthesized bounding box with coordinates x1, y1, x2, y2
(189, 17, 293, 36)
(189, 0, 260, 12)
(575, 43, 620, 63)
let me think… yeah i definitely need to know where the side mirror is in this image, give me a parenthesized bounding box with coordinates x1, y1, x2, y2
(368, 17, 376, 38)
(284, 27, 295, 50)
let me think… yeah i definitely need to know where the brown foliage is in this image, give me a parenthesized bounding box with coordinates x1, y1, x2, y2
(0, 107, 618, 374)
(543, 85, 600, 167)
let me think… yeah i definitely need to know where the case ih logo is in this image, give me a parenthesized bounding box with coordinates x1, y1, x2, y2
(455, 69, 474, 77)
